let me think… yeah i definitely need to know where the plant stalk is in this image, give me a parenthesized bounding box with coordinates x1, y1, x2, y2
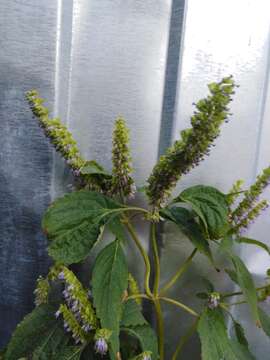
(151, 222, 160, 296)
(172, 319, 199, 360)
(153, 299, 165, 360)
(124, 218, 152, 297)
(160, 249, 197, 296)
(159, 296, 199, 317)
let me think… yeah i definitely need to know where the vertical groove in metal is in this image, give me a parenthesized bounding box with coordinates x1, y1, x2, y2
(252, 28, 270, 180)
(158, 0, 186, 157)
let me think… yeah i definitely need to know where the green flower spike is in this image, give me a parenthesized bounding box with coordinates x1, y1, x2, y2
(146, 76, 236, 210)
(57, 304, 87, 344)
(111, 117, 136, 198)
(26, 90, 107, 192)
(33, 276, 49, 306)
(128, 273, 142, 305)
(232, 166, 270, 221)
(57, 267, 97, 330)
(227, 179, 245, 206)
(234, 199, 269, 235)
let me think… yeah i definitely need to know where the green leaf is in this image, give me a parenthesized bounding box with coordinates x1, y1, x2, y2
(80, 160, 111, 177)
(162, 207, 213, 263)
(232, 320, 249, 348)
(259, 307, 270, 337)
(176, 185, 229, 239)
(231, 254, 260, 325)
(236, 237, 270, 255)
(225, 268, 239, 285)
(121, 300, 147, 328)
(92, 240, 128, 357)
(42, 191, 123, 264)
(121, 325, 158, 360)
(32, 324, 69, 360)
(198, 308, 255, 360)
(5, 305, 57, 360)
(196, 292, 209, 299)
(51, 346, 83, 360)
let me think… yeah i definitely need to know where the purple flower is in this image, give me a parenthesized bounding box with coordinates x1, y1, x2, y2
(58, 271, 65, 280)
(55, 309, 61, 318)
(143, 355, 151, 360)
(94, 338, 108, 356)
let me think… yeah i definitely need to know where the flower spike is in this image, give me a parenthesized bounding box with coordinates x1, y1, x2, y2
(146, 76, 236, 209)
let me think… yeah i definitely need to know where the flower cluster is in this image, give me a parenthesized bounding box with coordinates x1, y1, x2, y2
(33, 276, 49, 306)
(26, 90, 109, 192)
(207, 292, 220, 309)
(227, 179, 244, 206)
(146, 76, 236, 210)
(94, 328, 112, 356)
(231, 166, 270, 234)
(128, 273, 142, 305)
(55, 267, 97, 343)
(111, 117, 135, 198)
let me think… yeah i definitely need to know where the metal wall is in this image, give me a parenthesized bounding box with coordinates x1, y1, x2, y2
(0, 0, 270, 358)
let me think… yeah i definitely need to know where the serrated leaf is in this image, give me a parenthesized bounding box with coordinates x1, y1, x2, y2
(92, 240, 128, 357)
(233, 320, 249, 348)
(5, 305, 57, 360)
(121, 325, 158, 360)
(121, 300, 147, 327)
(198, 308, 255, 360)
(162, 207, 213, 263)
(236, 237, 270, 255)
(42, 191, 124, 264)
(259, 307, 270, 337)
(32, 323, 69, 360)
(52, 346, 83, 360)
(176, 185, 229, 239)
(231, 254, 260, 325)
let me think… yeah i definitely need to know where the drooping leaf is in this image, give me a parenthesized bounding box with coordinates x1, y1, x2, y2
(232, 320, 249, 348)
(42, 191, 124, 264)
(231, 254, 260, 325)
(175, 185, 229, 239)
(80, 160, 111, 177)
(162, 207, 213, 263)
(198, 308, 255, 360)
(5, 305, 57, 360)
(121, 325, 158, 360)
(92, 240, 128, 357)
(236, 237, 270, 255)
(259, 307, 270, 337)
(225, 268, 239, 285)
(121, 300, 147, 328)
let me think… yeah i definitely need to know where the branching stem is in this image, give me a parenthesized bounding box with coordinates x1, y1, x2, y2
(160, 249, 197, 296)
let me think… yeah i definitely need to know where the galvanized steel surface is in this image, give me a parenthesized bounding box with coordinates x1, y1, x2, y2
(0, 0, 270, 358)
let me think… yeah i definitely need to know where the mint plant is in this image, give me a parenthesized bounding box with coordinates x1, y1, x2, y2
(3, 76, 270, 360)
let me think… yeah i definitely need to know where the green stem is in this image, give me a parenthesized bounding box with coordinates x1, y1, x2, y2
(160, 249, 197, 296)
(124, 219, 152, 297)
(172, 319, 199, 360)
(126, 294, 151, 301)
(223, 284, 269, 299)
(159, 296, 199, 317)
(153, 299, 165, 360)
(151, 222, 160, 296)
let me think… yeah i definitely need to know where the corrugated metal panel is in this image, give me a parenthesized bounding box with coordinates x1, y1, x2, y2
(0, 0, 270, 358)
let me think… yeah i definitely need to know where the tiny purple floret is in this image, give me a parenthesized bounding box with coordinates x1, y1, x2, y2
(94, 338, 108, 356)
